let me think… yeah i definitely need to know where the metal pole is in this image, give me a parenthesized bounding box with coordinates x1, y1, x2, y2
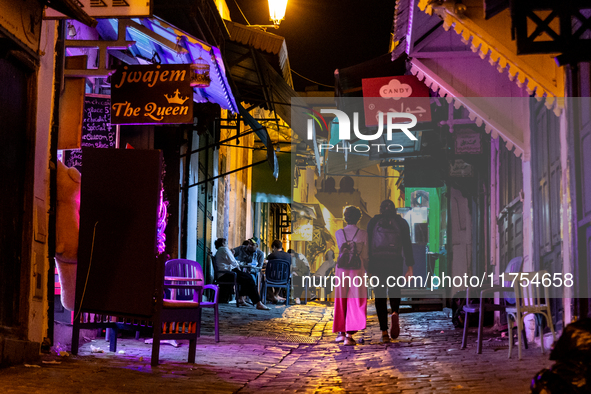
(185, 160, 267, 189)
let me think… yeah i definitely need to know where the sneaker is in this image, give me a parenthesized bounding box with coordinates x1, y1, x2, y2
(335, 333, 346, 343)
(295, 298, 301, 305)
(390, 313, 400, 339)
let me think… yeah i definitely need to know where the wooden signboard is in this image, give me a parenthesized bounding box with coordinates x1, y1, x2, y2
(110, 64, 193, 125)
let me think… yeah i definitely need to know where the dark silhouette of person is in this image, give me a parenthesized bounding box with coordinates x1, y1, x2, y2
(367, 199, 414, 342)
(339, 176, 355, 193)
(323, 177, 337, 193)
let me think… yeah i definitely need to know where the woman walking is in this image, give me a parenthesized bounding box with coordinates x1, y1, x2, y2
(333, 206, 368, 346)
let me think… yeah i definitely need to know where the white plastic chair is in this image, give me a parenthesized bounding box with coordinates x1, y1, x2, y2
(506, 270, 556, 360)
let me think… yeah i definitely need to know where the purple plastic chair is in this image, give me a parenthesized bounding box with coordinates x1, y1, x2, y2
(165, 259, 220, 342)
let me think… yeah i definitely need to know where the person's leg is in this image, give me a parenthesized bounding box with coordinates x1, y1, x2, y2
(293, 282, 302, 304)
(233, 269, 261, 304)
(388, 265, 403, 339)
(374, 284, 389, 332)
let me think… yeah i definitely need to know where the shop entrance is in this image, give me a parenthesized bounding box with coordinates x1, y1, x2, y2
(0, 55, 33, 332)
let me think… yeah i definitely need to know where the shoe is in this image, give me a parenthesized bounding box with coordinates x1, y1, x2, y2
(295, 298, 301, 305)
(237, 300, 248, 306)
(381, 333, 391, 343)
(344, 336, 356, 346)
(310, 294, 317, 301)
(256, 303, 270, 310)
(390, 313, 400, 339)
(335, 333, 345, 343)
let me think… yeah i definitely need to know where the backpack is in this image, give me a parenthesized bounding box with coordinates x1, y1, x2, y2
(371, 216, 403, 258)
(337, 228, 362, 270)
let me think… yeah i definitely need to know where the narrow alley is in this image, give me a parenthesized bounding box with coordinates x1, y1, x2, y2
(1, 303, 551, 393)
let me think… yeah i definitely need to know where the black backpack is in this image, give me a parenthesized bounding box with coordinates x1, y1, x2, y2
(371, 216, 403, 258)
(337, 228, 362, 270)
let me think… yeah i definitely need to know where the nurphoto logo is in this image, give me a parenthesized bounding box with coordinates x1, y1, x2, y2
(306, 109, 418, 154)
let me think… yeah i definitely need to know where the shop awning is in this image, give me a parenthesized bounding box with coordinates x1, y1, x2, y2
(238, 103, 278, 179)
(417, 0, 565, 108)
(409, 58, 529, 158)
(96, 17, 238, 113)
(223, 22, 308, 141)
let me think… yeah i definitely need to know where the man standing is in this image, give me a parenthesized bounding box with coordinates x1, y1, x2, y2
(367, 199, 414, 343)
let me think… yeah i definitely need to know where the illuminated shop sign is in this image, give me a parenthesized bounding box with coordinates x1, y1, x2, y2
(110, 64, 193, 125)
(361, 75, 431, 126)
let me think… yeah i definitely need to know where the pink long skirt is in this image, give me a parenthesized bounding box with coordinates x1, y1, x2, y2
(333, 266, 367, 333)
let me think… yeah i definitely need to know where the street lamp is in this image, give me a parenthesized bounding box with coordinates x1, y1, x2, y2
(268, 0, 288, 27)
(252, 0, 288, 30)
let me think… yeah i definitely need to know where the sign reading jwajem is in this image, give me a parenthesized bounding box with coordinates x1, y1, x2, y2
(111, 64, 193, 125)
(361, 75, 431, 127)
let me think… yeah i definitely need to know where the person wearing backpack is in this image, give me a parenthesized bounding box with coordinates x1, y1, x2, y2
(367, 199, 415, 343)
(333, 205, 368, 346)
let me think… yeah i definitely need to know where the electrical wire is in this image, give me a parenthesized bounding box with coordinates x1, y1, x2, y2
(291, 69, 335, 89)
(233, 0, 251, 25)
(73, 221, 99, 323)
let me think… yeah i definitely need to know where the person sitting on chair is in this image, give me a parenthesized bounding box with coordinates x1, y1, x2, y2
(288, 249, 310, 304)
(233, 237, 264, 268)
(266, 240, 292, 303)
(214, 238, 269, 310)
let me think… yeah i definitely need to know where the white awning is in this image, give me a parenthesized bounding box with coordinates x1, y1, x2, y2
(417, 0, 565, 114)
(410, 58, 529, 158)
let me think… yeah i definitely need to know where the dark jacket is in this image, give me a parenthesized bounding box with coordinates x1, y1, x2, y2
(367, 213, 415, 274)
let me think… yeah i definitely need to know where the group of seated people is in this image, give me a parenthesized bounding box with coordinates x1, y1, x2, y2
(214, 237, 333, 307)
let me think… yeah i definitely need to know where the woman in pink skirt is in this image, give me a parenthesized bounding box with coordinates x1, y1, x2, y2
(333, 205, 368, 346)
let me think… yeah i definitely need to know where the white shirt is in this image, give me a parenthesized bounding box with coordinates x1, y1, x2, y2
(215, 246, 239, 272)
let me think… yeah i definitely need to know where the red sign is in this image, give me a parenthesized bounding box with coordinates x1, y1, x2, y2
(362, 75, 431, 126)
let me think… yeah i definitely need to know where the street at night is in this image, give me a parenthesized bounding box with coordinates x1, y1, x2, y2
(0, 303, 552, 393)
(1, 0, 591, 392)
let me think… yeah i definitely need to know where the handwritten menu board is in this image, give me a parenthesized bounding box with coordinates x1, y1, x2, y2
(64, 95, 116, 171)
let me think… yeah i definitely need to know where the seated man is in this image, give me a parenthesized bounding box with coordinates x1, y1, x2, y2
(233, 238, 264, 269)
(214, 238, 269, 310)
(288, 249, 311, 304)
(266, 240, 292, 303)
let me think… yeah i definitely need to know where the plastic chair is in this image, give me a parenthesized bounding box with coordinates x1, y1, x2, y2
(211, 254, 240, 308)
(165, 259, 220, 342)
(506, 270, 556, 360)
(262, 259, 291, 305)
(155, 272, 203, 365)
(462, 256, 524, 354)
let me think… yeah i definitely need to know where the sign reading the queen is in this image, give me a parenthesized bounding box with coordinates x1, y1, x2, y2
(111, 64, 193, 125)
(361, 75, 431, 127)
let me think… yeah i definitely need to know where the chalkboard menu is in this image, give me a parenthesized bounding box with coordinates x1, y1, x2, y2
(64, 95, 116, 170)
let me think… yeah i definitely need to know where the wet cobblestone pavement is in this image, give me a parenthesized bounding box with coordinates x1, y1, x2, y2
(0, 301, 552, 393)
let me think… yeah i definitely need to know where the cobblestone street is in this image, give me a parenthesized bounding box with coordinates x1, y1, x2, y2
(1, 302, 552, 393)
